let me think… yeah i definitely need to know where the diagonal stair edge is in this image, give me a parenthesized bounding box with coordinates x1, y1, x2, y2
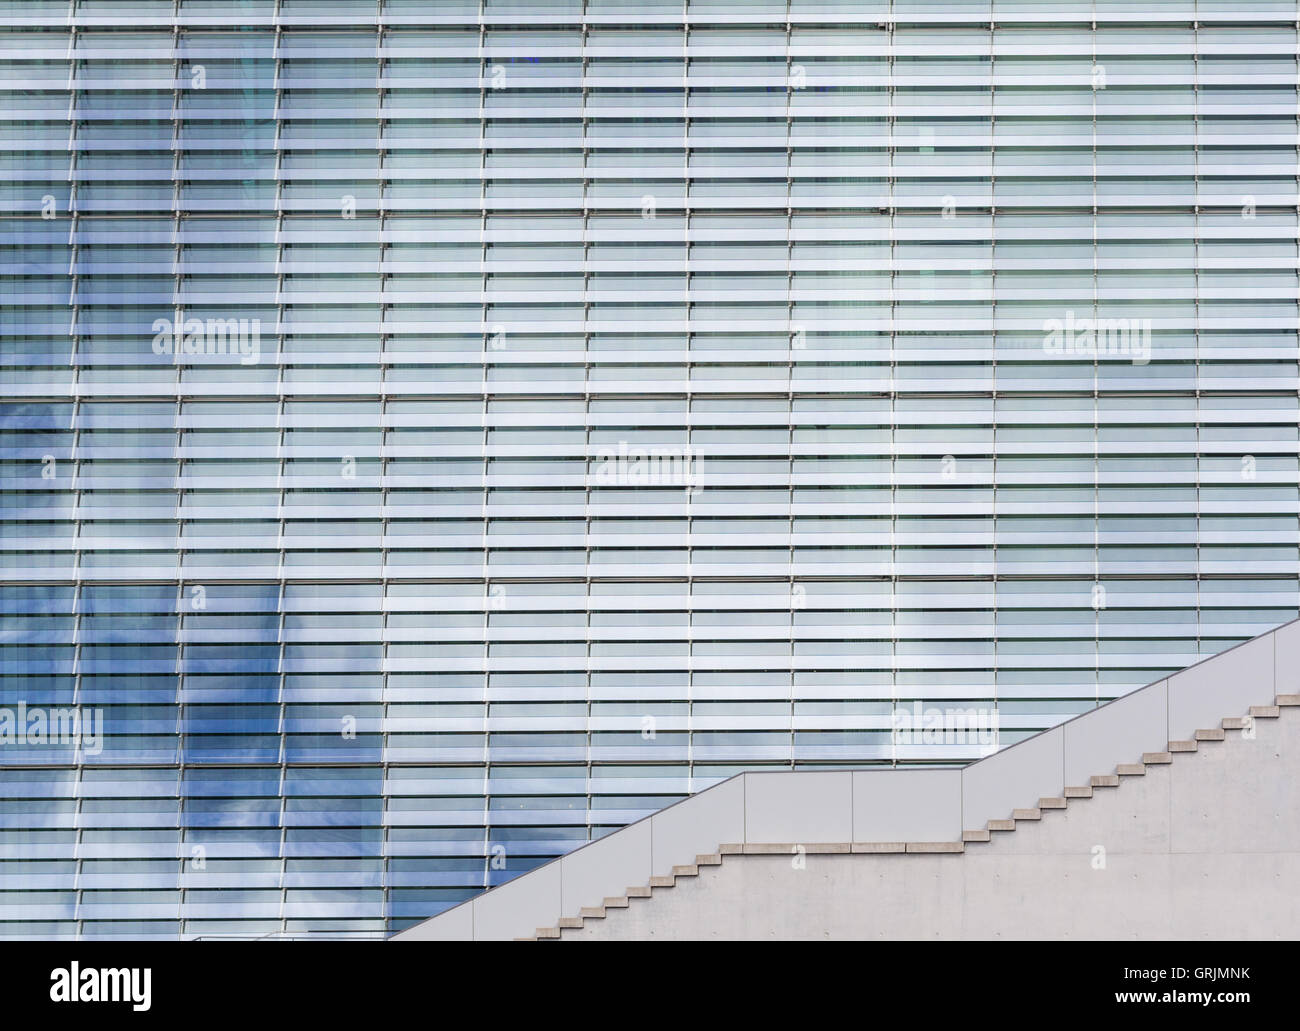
(392, 615, 1300, 941)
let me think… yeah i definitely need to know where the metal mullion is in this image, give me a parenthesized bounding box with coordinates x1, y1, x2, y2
(580, 11, 595, 842)
(785, 0, 795, 768)
(67, 23, 83, 908)
(69, 227, 82, 928)
(1091, 3, 1102, 699)
(682, 0, 693, 784)
(887, 6, 898, 765)
(273, 0, 288, 935)
(477, 0, 491, 897)
(168, 0, 187, 936)
(989, 11, 998, 717)
(1192, 8, 1203, 659)
(376, 4, 392, 934)
(480, 424, 490, 893)
(273, 325, 287, 940)
(67, 18, 82, 634)
(173, 575, 186, 934)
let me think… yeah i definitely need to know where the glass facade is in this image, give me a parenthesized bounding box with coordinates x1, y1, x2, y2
(1, 0, 1298, 939)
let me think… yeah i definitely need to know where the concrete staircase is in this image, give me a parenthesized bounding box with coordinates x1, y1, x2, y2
(535, 694, 1299, 940)
(392, 618, 1300, 941)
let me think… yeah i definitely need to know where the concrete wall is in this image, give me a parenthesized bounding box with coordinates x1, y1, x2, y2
(394, 619, 1300, 941)
(565, 711, 1300, 940)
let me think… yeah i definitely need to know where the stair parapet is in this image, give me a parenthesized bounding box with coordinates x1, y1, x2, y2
(393, 618, 1300, 941)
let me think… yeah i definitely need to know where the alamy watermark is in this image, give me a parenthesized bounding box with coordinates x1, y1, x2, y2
(0, 702, 103, 755)
(151, 313, 261, 365)
(1043, 310, 1151, 366)
(592, 441, 704, 496)
(50, 963, 151, 1011)
(891, 701, 999, 755)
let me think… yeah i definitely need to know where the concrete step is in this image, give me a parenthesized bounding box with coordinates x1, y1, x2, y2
(602, 896, 629, 909)
(558, 917, 583, 929)
(1091, 774, 1121, 787)
(1250, 705, 1281, 718)
(536, 927, 560, 939)
(735, 843, 848, 855)
(1064, 785, 1094, 798)
(1012, 808, 1042, 821)
(649, 875, 675, 888)
(852, 842, 906, 853)
(988, 819, 1016, 832)
(626, 885, 651, 898)
(963, 829, 991, 842)
(578, 907, 605, 920)
(1278, 694, 1300, 706)
(695, 853, 722, 866)
(906, 841, 963, 853)
(1143, 752, 1174, 764)
(1223, 716, 1250, 730)
(741, 843, 808, 855)
(1194, 728, 1226, 741)
(1038, 797, 1067, 809)
(1168, 741, 1198, 753)
(1117, 763, 1146, 776)
(671, 864, 699, 877)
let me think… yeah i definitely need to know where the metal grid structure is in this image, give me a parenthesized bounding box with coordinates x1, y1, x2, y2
(1, 0, 1298, 939)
